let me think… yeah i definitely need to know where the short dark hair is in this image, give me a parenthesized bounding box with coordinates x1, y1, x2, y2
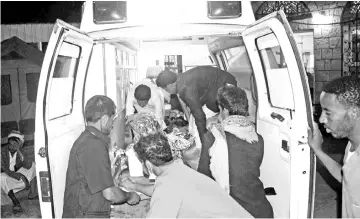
(155, 70, 177, 89)
(134, 133, 173, 166)
(322, 75, 360, 109)
(217, 84, 249, 116)
(134, 84, 151, 101)
(85, 95, 116, 122)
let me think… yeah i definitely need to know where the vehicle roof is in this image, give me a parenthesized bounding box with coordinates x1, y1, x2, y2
(81, 0, 255, 41)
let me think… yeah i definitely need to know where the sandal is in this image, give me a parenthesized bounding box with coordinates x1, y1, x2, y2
(12, 204, 23, 214)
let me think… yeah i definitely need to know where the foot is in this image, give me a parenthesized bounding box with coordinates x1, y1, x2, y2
(28, 192, 38, 200)
(12, 204, 23, 214)
(28, 178, 38, 200)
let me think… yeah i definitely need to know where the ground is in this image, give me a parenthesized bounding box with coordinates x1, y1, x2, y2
(1, 134, 347, 218)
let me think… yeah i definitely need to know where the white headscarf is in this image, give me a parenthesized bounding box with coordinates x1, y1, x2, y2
(8, 131, 25, 144)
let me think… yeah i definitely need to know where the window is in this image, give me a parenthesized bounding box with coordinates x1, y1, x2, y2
(1, 75, 12, 105)
(207, 1, 241, 19)
(26, 73, 40, 102)
(225, 46, 252, 70)
(93, 1, 127, 24)
(224, 46, 253, 89)
(256, 33, 294, 110)
(41, 42, 49, 52)
(48, 42, 80, 120)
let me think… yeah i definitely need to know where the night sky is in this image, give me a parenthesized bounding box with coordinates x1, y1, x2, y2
(1, 1, 84, 24)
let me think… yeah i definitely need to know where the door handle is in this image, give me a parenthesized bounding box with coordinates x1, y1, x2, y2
(281, 140, 289, 152)
(271, 112, 285, 122)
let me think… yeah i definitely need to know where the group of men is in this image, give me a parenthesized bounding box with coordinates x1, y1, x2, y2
(3, 65, 358, 218)
(62, 62, 359, 218)
(66, 67, 360, 218)
(62, 66, 250, 218)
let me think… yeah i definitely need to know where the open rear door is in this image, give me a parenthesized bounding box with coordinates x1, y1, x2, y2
(34, 20, 93, 218)
(242, 11, 315, 218)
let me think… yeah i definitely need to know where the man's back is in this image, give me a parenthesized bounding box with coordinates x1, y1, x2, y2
(148, 160, 252, 218)
(176, 66, 236, 112)
(63, 127, 114, 218)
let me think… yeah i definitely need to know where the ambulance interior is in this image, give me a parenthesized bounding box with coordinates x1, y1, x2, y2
(40, 1, 310, 218)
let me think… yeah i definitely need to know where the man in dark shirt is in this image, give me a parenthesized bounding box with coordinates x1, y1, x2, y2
(156, 66, 237, 144)
(63, 95, 140, 218)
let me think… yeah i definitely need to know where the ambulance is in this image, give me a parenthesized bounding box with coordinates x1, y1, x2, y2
(34, 1, 316, 218)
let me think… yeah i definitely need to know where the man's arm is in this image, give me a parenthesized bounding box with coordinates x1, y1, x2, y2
(121, 177, 154, 197)
(102, 186, 139, 205)
(125, 86, 136, 116)
(151, 88, 165, 120)
(308, 123, 342, 182)
(17, 148, 32, 169)
(79, 142, 139, 205)
(314, 150, 342, 182)
(197, 131, 215, 179)
(1, 148, 23, 180)
(179, 89, 207, 143)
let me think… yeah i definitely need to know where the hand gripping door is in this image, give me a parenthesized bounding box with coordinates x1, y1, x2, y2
(242, 11, 315, 218)
(34, 19, 93, 218)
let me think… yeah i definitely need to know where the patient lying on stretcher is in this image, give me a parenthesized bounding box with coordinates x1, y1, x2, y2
(113, 112, 197, 195)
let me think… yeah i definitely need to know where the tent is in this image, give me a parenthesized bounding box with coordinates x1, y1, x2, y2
(1, 36, 44, 146)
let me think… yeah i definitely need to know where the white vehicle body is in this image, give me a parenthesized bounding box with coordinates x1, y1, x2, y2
(34, 1, 316, 218)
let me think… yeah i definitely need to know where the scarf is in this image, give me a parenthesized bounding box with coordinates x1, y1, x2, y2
(208, 115, 258, 194)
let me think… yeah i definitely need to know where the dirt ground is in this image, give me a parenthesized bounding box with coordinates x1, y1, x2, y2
(1, 134, 347, 218)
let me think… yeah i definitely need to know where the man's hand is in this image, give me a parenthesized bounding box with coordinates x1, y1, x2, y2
(20, 174, 30, 190)
(307, 122, 323, 153)
(127, 192, 140, 205)
(206, 115, 219, 130)
(120, 177, 136, 191)
(126, 114, 136, 123)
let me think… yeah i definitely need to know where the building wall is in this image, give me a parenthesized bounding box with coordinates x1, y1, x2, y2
(252, 1, 348, 104)
(288, 2, 347, 103)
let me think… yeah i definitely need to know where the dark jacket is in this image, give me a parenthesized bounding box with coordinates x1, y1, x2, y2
(1, 145, 33, 180)
(198, 131, 274, 218)
(176, 66, 237, 143)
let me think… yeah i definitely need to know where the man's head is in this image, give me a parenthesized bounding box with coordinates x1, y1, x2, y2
(217, 84, 249, 121)
(155, 70, 178, 94)
(85, 95, 117, 135)
(134, 133, 173, 175)
(8, 131, 24, 153)
(319, 76, 360, 139)
(134, 84, 151, 107)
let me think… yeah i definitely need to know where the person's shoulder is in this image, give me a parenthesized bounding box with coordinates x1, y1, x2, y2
(1, 144, 10, 154)
(75, 130, 102, 151)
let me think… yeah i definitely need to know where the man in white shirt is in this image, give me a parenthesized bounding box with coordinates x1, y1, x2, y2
(1, 131, 37, 214)
(132, 133, 253, 218)
(125, 79, 165, 124)
(308, 75, 360, 218)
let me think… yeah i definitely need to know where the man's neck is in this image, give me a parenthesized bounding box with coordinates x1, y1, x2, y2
(87, 123, 101, 132)
(9, 150, 17, 156)
(348, 125, 360, 153)
(153, 160, 176, 176)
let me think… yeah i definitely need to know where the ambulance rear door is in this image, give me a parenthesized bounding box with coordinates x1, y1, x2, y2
(242, 10, 315, 218)
(34, 19, 93, 218)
